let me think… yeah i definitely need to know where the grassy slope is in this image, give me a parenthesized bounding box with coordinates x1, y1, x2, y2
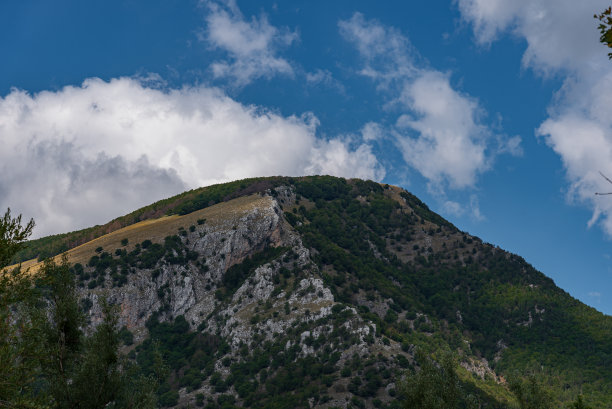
(11, 177, 286, 264)
(10, 194, 272, 275)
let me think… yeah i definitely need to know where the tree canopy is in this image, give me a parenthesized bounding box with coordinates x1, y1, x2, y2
(0, 210, 158, 408)
(595, 7, 612, 59)
(0, 208, 34, 268)
(400, 350, 478, 409)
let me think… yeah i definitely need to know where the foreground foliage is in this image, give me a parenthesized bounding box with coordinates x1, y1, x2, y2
(1, 259, 159, 408)
(596, 7, 612, 59)
(1, 212, 158, 409)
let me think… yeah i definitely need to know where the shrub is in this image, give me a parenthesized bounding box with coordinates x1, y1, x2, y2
(118, 326, 134, 346)
(158, 390, 179, 407)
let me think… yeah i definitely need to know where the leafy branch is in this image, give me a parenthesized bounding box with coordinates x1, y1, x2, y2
(595, 7, 612, 59)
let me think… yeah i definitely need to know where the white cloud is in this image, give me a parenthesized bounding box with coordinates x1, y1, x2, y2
(202, 0, 297, 86)
(305, 69, 332, 85)
(588, 291, 602, 304)
(537, 75, 612, 236)
(361, 122, 383, 142)
(470, 194, 485, 221)
(395, 71, 489, 188)
(340, 13, 516, 190)
(496, 134, 523, 156)
(442, 200, 464, 217)
(305, 69, 346, 93)
(456, 0, 608, 75)
(338, 13, 418, 85)
(0, 77, 383, 237)
(439, 195, 485, 221)
(305, 138, 384, 181)
(458, 0, 612, 235)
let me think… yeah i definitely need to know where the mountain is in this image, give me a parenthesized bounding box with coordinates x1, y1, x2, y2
(12, 176, 612, 408)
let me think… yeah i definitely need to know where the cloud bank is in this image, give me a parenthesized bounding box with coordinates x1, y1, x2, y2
(458, 0, 612, 236)
(0, 77, 383, 237)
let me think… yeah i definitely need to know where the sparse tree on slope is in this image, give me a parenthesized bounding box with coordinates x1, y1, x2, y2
(400, 350, 478, 409)
(570, 395, 593, 409)
(509, 374, 553, 409)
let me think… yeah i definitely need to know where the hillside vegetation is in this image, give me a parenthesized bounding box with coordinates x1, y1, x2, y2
(9, 176, 611, 409)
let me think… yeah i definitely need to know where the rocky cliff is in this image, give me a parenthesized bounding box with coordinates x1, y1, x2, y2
(75, 186, 404, 408)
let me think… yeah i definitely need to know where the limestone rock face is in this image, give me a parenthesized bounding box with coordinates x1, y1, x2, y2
(77, 186, 404, 408)
(83, 193, 293, 335)
(79, 189, 377, 350)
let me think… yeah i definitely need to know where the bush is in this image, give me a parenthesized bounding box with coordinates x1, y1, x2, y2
(158, 390, 179, 407)
(118, 326, 134, 346)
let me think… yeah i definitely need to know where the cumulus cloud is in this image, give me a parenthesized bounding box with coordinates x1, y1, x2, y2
(0, 77, 383, 237)
(538, 73, 612, 235)
(457, 0, 608, 74)
(340, 13, 516, 191)
(458, 0, 612, 235)
(395, 71, 489, 188)
(202, 0, 297, 86)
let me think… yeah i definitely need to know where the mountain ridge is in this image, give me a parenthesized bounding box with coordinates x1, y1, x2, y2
(9, 176, 612, 408)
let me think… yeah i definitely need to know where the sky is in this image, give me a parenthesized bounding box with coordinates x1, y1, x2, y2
(1, 0, 611, 315)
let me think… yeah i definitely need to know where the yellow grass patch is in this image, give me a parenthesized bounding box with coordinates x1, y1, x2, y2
(5, 194, 274, 276)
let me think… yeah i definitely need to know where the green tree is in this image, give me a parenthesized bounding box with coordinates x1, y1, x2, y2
(0, 208, 35, 268)
(400, 350, 477, 409)
(0, 209, 45, 408)
(34, 258, 158, 409)
(570, 395, 593, 409)
(509, 374, 553, 409)
(0, 269, 49, 408)
(0, 208, 157, 409)
(36, 258, 85, 408)
(595, 7, 612, 59)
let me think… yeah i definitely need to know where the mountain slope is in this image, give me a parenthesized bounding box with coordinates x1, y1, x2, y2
(15, 176, 612, 408)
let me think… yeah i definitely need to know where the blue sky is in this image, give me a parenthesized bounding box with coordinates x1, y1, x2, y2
(1, 0, 612, 315)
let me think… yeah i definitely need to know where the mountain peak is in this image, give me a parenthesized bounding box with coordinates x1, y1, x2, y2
(10, 176, 612, 408)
